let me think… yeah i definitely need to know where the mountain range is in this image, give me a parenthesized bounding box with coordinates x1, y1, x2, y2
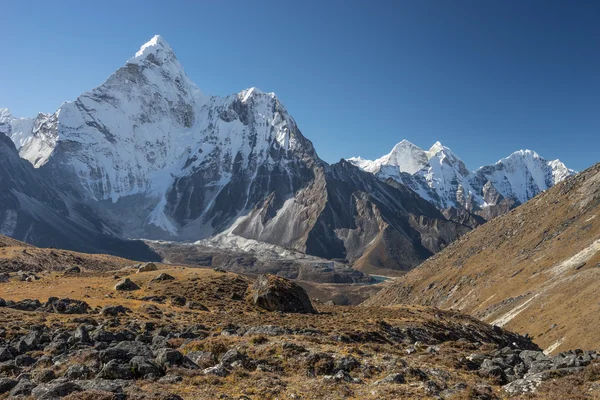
(348, 140, 575, 220)
(0, 35, 473, 273)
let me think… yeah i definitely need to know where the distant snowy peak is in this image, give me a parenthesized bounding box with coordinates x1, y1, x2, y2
(348, 139, 429, 174)
(348, 140, 575, 217)
(0, 108, 52, 153)
(129, 35, 173, 62)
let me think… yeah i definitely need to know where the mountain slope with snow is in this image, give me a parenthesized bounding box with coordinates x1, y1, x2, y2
(349, 141, 575, 218)
(0, 35, 469, 272)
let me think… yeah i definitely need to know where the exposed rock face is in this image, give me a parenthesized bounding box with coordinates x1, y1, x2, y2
(249, 274, 316, 314)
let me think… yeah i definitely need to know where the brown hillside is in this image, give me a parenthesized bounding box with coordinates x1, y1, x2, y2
(0, 234, 134, 273)
(365, 162, 600, 354)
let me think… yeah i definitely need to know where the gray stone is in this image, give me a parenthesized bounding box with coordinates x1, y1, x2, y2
(374, 373, 406, 385)
(32, 369, 57, 384)
(100, 305, 130, 316)
(151, 273, 175, 282)
(97, 360, 134, 380)
(114, 278, 140, 291)
(63, 365, 93, 380)
(9, 379, 36, 397)
(130, 356, 164, 379)
(137, 262, 159, 273)
(0, 377, 18, 394)
(203, 363, 229, 377)
(31, 380, 82, 399)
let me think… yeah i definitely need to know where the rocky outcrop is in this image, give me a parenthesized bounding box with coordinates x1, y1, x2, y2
(248, 274, 316, 313)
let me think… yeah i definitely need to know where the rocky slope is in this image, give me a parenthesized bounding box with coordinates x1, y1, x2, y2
(0, 36, 468, 272)
(348, 140, 575, 220)
(365, 163, 600, 354)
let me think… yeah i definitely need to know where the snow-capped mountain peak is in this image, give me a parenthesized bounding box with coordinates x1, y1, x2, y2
(346, 139, 429, 175)
(349, 141, 575, 218)
(128, 34, 174, 63)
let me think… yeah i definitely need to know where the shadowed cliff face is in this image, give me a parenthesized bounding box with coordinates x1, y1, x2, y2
(0, 128, 158, 261)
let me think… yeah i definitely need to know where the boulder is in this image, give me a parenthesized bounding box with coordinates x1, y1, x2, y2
(8, 299, 42, 311)
(63, 365, 93, 380)
(9, 379, 36, 397)
(31, 379, 82, 399)
(374, 373, 406, 385)
(151, 273, 175, 282)
(114, 278, 140, 291)
(129, 356, 164, 379)
(248, 274, 316, 314)
(64, 266, 81, 274)
(186, 301, 208, 311)
(100, 305, 130, 316)
(137, 263, 159, 273)
(96, 360, 134, 380)
(154, 348, 197, 369)
(169, 296, 187, 307)
(0, 378, 18, 394)
(32, 369, 57, 384)
(44, 298, 90, 314)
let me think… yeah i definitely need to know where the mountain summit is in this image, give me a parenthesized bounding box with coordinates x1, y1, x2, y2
(349, 140, 574, 219)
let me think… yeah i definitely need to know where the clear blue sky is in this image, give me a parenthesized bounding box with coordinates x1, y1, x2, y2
(1, 0, 598, 171)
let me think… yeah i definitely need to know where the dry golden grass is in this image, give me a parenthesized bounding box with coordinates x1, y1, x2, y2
(0, 265, 544, 399)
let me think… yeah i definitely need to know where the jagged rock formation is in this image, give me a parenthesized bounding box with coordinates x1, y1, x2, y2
(348, 140, 575, 219)
(365, 163, 600, 353)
